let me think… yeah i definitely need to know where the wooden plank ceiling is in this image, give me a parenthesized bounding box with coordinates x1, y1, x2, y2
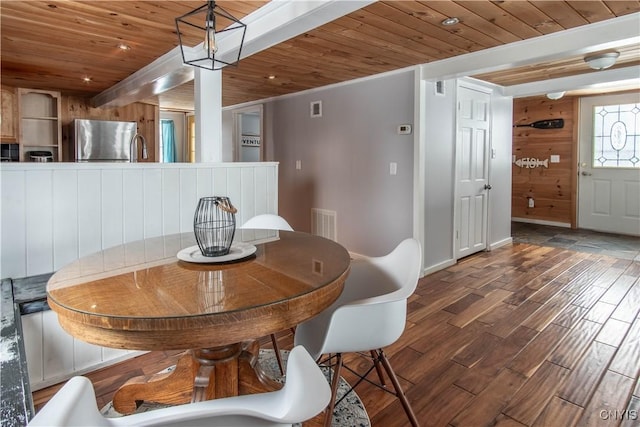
(1, 1, 639, 110)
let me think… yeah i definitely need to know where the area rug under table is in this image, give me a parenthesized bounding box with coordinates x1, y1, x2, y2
(102, 349, 370, 427)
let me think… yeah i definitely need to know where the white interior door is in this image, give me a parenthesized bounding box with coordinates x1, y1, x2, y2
(455, 85, 491, 259)
(578, 93, 640, 236)
(232, 105, 263, 162)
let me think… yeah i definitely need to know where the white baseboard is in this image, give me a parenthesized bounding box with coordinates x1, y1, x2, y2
(489, 237, 513, 250)
(422, 258, 456, 277)
(30, 351, 147, 391)
(512, 217, 571, 228)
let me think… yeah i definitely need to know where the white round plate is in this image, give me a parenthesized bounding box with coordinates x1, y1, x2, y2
(177, 242, 257, 264)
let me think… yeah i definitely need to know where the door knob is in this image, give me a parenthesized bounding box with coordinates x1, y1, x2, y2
(484, 184, 492, 190)
(581, 171, 592, 176)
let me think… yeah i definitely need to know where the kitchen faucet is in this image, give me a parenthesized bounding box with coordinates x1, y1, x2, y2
(130, 133, 148, 162)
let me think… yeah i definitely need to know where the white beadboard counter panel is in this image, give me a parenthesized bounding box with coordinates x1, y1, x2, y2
(0, 162, 279, 279)
(1, 162, 279, 390)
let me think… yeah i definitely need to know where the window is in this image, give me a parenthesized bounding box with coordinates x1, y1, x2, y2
(592, 102, 639, 168)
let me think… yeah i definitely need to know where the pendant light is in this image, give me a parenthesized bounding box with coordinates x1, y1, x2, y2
(175, 0, 247, 71)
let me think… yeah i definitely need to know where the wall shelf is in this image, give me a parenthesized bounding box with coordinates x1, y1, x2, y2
(18, 89, 62, 162)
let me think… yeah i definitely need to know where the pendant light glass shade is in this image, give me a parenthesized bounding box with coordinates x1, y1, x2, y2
(175, 0, 247, 71)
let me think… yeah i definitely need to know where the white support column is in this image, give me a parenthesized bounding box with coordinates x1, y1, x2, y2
(194, 68, 222, 163)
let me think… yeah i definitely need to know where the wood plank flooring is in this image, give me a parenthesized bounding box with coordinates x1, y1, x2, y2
(33, 242, 640, 426)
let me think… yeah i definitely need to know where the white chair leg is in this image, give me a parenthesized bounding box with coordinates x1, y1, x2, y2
(377, 349, 419, 427)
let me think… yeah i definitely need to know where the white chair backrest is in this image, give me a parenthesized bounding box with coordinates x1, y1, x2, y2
(338, 238, 422, 306)
(28, 346, 329, 427)
(278, 345, 332, 421)
(27, 376, 109, 426)
(241, 214, 293, 231)
(294, 238, 422, 357)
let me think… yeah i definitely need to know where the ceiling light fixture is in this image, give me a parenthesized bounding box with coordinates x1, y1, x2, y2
(441, 17, 460, 26)
(268, 75, 276, 80)
(546, 91, 565, 100)
(584, 52, 620, 70)
(175, 0, 247, 71)
(117, 43, 131, 51)
(82, 76, 92, 83)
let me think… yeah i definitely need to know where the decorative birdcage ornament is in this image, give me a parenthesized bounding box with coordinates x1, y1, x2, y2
(193, 196, 237, 257)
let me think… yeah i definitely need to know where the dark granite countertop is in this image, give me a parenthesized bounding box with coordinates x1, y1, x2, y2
(12, 273, 51, 315)
(1, 278, 35, 426)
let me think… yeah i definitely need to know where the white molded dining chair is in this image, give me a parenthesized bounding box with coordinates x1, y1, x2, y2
(240, 213, 294, 375)
(240, 214, 294, 232)
(28, 346, 330, 427)
(294, 238, 422, 427)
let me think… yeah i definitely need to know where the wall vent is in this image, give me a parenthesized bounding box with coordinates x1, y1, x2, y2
(311, 208, 337, 241)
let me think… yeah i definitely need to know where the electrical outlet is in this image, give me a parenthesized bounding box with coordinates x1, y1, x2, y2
(528, 198, 535, 208)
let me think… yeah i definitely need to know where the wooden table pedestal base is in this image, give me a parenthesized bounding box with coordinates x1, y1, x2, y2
(112, 341, 281, 414)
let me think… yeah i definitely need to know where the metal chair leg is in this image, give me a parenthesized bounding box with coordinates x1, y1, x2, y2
(377, 349, 420, 427)
(270, 334, 285, 376)
(324, 353, 343, 427)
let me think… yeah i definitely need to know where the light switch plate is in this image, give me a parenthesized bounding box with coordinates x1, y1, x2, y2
(390, 162, 397, 175)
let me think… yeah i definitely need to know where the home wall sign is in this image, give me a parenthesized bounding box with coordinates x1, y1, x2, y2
(241, 135, 261, 146)
(514, 157, 549, 168)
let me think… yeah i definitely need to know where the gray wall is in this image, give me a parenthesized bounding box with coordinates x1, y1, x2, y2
(488, 94, 513, 248)
(267, 71, 415, 256)
(421, 79, 457, 270)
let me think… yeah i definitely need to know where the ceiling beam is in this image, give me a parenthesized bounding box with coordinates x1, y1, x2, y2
(504, 65, 640, 98)
(91, 0, 374, 108)
(419, 13, 640, 82)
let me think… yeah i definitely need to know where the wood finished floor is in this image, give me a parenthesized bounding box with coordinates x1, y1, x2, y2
(33, 241, 640, 427)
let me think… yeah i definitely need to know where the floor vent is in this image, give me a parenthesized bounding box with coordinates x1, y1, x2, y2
(311, 208, 337, 241)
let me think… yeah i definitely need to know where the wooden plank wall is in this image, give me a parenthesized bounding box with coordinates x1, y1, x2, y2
(512, 96, 578, 227)
(61, 95, 159, 162)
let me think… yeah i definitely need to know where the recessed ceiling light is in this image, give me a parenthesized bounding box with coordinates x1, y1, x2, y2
(82, 76, 92, 83)
(117, 43, 131, 51)
(268, 75, 276, 80)
(441, 17, 460, 26)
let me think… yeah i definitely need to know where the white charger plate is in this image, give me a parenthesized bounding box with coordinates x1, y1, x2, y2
(177, 242, 257, 264)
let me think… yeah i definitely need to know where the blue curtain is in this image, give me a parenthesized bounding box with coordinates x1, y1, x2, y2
(161, 119, 176, 163)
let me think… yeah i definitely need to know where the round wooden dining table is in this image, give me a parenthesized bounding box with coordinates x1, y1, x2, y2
(46, 229, 350, 414)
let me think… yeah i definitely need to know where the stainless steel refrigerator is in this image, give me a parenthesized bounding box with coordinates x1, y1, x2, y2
(73, 119, 137, 162)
